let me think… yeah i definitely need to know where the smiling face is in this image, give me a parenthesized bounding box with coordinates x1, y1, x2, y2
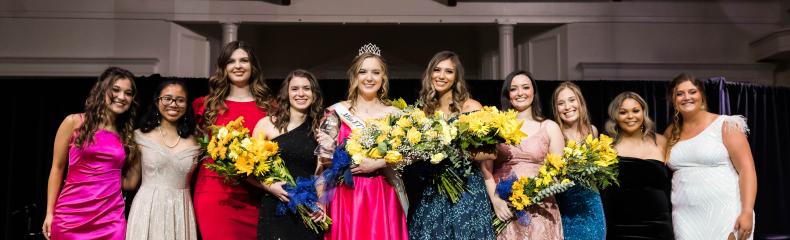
(555, 87, 580, 125)
(157, 84, 188, 124)
(288, 76, 314, 112)
(355, 57, 384, 97)
(105, 78, 134, 116)
(431, 59, 457, 94)
(673, 80, 705, 114)
(225, 48, 252, 87)
(616, 98, 644, 135)
(507, 74, 534, 112)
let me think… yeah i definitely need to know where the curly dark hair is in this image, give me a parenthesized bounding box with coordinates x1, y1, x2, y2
(74, 66, 139, 168)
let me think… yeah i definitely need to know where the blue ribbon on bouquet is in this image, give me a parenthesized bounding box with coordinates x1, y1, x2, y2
(319, 145, 354, 205)
(495, 175, 532, 226)
(276, 177, 321, 216)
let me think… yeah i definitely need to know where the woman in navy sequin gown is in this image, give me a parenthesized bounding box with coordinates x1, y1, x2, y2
(405, 51, 495, 240)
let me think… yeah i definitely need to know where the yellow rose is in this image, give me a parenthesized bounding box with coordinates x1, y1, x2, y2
(430, 153, 446, 164)
(391, 127, 406, 137)
(407, 127, 422, 145)
(368, 148, 384, 159)
(346, 140, 364, 155)
(396, 117, 412, 128)
(384, 151, 403, 164)
(389, 138, 402, 148)
(426, 130, 438, 139)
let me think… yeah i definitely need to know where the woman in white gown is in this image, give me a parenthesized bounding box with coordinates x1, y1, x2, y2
(664, 73, 757, 240)
(125, 80, 201, 240)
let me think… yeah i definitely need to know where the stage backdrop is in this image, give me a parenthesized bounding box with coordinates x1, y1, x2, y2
(1, 75, 787, 239)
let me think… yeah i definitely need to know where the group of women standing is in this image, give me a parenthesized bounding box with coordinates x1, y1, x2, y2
(43, 41, 756, 240)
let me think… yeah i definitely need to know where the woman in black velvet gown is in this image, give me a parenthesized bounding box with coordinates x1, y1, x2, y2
(252, 69, 325, 240)
(601, 91, 674, 240)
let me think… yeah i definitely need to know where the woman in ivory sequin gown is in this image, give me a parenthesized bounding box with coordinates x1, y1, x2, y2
(126, 80, 200, 240)
(664, 73, 756, 240)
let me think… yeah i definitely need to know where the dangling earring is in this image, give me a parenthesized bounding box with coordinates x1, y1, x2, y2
(155, 111, 161, 125)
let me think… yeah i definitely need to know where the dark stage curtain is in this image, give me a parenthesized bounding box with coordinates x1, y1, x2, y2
(1, 76, 787, 239)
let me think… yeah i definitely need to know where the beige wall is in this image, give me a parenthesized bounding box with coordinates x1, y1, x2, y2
(0, 0, 786, 85)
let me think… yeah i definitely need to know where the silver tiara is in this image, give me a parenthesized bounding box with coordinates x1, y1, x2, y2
(358, 43, 381, 56)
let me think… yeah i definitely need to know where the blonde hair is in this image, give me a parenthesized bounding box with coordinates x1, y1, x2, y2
(346, 52, 390, 111)
(552, 81, 594, 139)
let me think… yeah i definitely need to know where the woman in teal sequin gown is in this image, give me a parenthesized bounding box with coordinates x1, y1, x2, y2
(405, 51, 494, 240)
(551, 81, 606, 240)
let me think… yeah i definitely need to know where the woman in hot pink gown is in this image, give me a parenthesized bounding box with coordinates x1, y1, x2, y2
(43, 67, 140, 240)
(316, 45, 408, 240)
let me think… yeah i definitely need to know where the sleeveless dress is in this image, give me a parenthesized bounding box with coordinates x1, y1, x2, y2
(494, 126, 564, 239)
(556, 132, 607, 240)
(407, 115, 495, 240)
(258, 121, 321, 240)
(668, 115, 754, 240)
(126, 130, 201, 240)
(600, 156, 673, 240)
(51, 129, 126, 240)
(325, 119, 409, 240)
(192, 97, 267, 240)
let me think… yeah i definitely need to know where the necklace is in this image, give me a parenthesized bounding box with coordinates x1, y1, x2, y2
(158, 126, 180, 148)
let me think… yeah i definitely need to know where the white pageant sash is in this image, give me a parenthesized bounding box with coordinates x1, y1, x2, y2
(330, 102, 410, 213)
(331, 103, 366, 130)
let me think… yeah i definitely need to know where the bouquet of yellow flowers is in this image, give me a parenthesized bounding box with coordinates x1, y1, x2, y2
(201, 116, 277, 182)
(200, 117, 331, 232)
(454, 106, 526, 155)
(560, 134, 619, 191)
(491, 152, 575, 234)
(345, 99, 458, 167)
(344, 99, 469, 202)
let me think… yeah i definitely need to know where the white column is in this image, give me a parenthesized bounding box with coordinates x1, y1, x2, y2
(222, 22, 239, 44)
(498, 23, 515, 79)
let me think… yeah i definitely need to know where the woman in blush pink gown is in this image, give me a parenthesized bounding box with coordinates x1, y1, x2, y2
(483, 71, 566, 240)
(43, 67, 140, 240)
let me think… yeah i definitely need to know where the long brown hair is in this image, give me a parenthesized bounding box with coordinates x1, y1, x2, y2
(605, 91, 656, 144)
(75, 66, 139, 168)
(346, 52, 390, 111)
(666, 73, 708, 153)
(270, 69, 324, 136)
(419, 51, 470, 115)
(202, 41, 272, 130)
(552, 81, 594, 139)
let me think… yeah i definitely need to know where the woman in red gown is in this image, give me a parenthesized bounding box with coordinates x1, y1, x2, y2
(193, 41, 272, 239)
